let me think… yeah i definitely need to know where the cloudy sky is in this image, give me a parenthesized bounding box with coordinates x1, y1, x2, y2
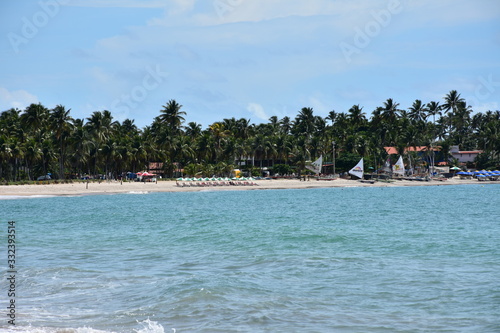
(1, 0, 499, 128)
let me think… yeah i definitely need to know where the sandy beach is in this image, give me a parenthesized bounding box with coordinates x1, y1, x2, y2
(0, 177, 495, 197)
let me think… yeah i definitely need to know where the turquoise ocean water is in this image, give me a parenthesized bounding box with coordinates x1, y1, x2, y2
(1, 184, 499, 332)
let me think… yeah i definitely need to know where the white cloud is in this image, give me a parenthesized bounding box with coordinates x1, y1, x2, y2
(198, 0, 379, 26)
(471, 101, 499, 113)
(144, 0, 397, 31)
(168, 0, 196, 15)
(185, 0, 500, 36)
(65, 0, 167, 8)
(308, 96, 331, 115)
(403, 0, 500, 26)
(0, 87, 38, 110)
(247, 103, 269, 121)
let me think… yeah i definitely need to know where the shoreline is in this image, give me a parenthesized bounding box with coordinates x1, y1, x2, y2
(0, 178, 497, 198)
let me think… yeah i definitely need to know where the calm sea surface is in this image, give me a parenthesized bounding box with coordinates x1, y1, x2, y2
(1, 184, 499, 332)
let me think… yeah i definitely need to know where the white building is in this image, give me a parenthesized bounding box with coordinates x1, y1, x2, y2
(450, 146, 482, 164)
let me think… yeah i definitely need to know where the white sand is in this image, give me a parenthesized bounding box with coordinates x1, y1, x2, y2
(0, 177, 494, 197)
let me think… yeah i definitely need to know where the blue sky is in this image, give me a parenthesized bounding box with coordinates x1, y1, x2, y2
(1, 0, 499, 128)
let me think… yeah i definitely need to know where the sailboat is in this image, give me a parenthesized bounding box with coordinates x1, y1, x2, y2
(382, 157, 392, 173)
(348, 158, 364, 179)
(376, 157, 395, 183)
(306, 155, 323, 175)
(392, 155, 405, 177)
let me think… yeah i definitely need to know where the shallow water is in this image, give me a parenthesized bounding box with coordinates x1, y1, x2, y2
(1, 184, 499, 332)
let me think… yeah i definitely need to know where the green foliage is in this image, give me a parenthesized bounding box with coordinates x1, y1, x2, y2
(184, 163, 202, 177)
(475, 153, 500, 170)
(271, 164, 293, 176)
(0, 94, 498, 182)
(335, 153, 363, 173)
(240, 165, 261, 177)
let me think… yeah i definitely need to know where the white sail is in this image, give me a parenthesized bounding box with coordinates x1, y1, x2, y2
(348, 158, 364, 179)
(382, 157, 391, 173)
(306, 155, 323, 174)
(392, 155, 405, 176)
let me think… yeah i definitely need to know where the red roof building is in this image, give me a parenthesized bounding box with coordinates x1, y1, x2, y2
(384, 146, 440, 155)
(450, 146, 482, 164)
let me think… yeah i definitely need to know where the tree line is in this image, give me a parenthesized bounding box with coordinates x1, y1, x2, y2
(0, 90, 499, 182)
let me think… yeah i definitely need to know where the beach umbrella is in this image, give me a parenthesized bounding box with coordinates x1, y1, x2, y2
(450, 166, 461, 171)
(456, 171, 466, 175)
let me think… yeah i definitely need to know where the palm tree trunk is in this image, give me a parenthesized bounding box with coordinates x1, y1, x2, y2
(59, 137, 65, 179)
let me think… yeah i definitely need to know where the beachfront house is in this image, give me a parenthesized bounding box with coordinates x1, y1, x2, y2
(450, 146, 483, 164)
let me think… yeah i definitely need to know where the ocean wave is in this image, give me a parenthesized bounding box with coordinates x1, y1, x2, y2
(2, 319, 168, 333)
(0, 195, 57, 200)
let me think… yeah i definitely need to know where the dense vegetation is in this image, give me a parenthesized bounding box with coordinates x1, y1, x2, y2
(0, 90, 499, 181)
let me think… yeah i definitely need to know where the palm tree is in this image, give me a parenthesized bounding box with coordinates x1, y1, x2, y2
(2, 90, 499, 181)
(23, 137, 41, 180)
(20, 103, 49, 137)
(347, 104, 367, 131)
(121, 118, 138, 135)
(381, 98, 401, 121)
(185, 122, 202, 138)
(86, 111, 115, 176)
(184, 163, 202, 177)
(236, 118, 253, 139)
(408, 99, 428, 123)
(426, 101, 442, 125)
(49, 105, 74, 179)
(68, 118, 92, 177)
(268, 115, 280, 135)
(0, 109, 22, 180)
(157, 99, 186, 134)
(442, 90, 465, 115)
(326, 110, 337, 125)
(279, 116, 292, 135)
(209, 122, 230, 162)
(449, 101, 473, 148)
(274, 134, 293, 165)
(293, 107, 315, 138)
